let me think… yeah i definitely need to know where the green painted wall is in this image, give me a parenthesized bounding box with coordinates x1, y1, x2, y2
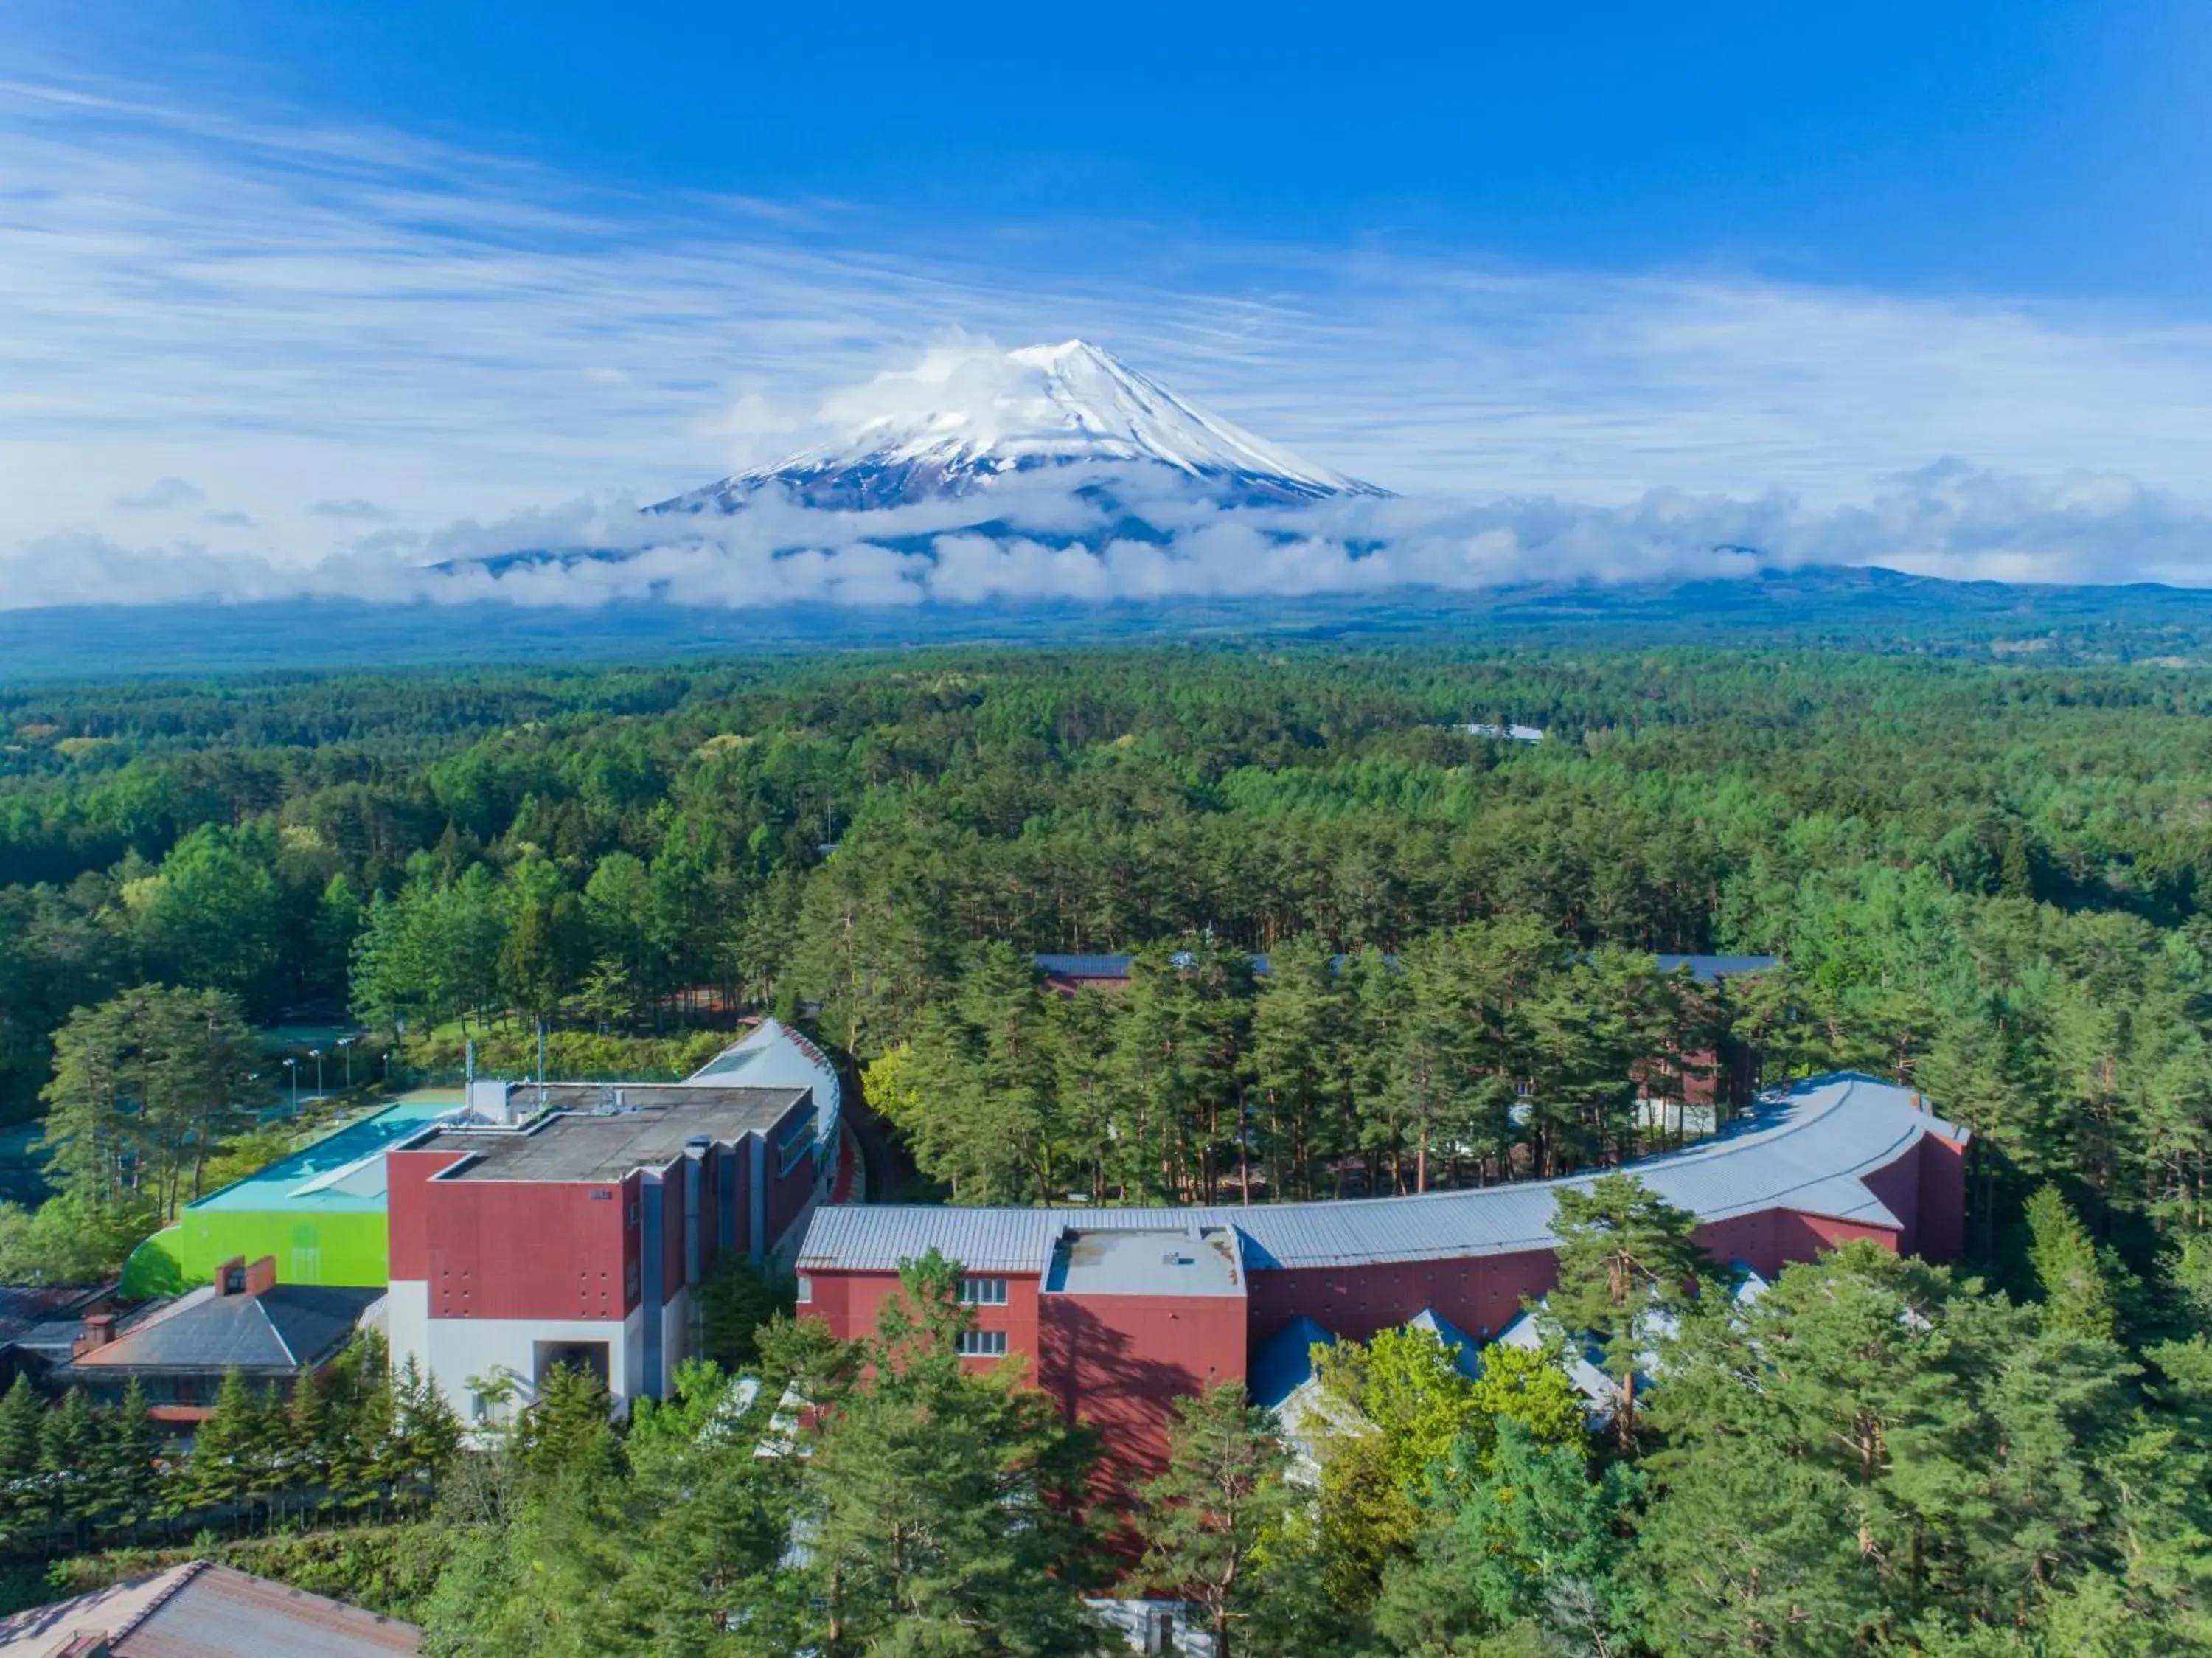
(120, 1210, 390, 1295)
(119, 1226, 186, 1297)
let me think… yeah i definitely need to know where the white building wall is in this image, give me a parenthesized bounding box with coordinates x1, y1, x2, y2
(1085, 1600, 1217, 1657)
(399, 1304, 643, 1425)
(386, 1278, 430, 1392)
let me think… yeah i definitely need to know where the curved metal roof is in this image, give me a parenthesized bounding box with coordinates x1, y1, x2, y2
(799, 1074, 1963, 1276)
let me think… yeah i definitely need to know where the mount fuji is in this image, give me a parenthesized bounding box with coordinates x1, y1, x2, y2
(652, 339, 1387, 516)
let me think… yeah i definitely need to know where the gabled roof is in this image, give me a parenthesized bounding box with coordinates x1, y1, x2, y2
(68, 1284, 380, 1376)
(1405, 1308, 1484, 1378)
(802, 1074, 1965, 1276)
(1249, 1315, 1336, 1411)
(0, 1559, 420, 1655)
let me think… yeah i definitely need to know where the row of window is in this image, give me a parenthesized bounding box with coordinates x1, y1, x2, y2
(957, 1329, 1008, 1357)
(958, 1276, 1007, 1305)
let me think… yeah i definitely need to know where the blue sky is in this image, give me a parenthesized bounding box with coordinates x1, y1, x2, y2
(24, 0, 2208, 298)
(4, 0, 2212, 600)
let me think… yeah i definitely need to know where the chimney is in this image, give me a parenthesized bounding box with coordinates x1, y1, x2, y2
(243, 1256, 278, 1298)
(70, 1313, 116, 1359)
(212, 1255, 247, 1298)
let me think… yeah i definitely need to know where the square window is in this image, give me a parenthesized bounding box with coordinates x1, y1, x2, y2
(796, 1274, 813, 1304)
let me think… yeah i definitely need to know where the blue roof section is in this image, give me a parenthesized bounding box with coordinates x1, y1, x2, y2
(1405, 1308, 1484, 1377)
(191, 1095, 462, 1214)
(1250, 1315, 1336, 1409)
(1034, 954, 1135, 978)
(1653, 954, 1779, 983)
(801, 1073, 1965, 1276)
(1037, 951, 1775, 985)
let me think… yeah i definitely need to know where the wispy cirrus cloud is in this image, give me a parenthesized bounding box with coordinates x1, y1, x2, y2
(5, 70, 2212, 603)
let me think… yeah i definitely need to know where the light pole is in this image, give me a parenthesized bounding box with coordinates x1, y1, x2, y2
(312, 1049, 324, 1098)
(338, 1036, 355, 1090)
(284, 1057, 299, 1114)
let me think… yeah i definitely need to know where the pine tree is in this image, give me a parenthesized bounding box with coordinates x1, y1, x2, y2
(804, 1249, 1102, 1653)
(512, 1364, 619, 1483)
(101, 1377, 161, 1533)
(389, 1357, 462, 1499)
(40, 1387, 104, 1539)
(2025, 1182, 2119, 1341)
(1135, 1381, 1297, 1658)
(285, 1372, 333, 1523)
(0, 1373, 48, 1539)
(1545, 1171, 1713, 1449)
(180, 1370, 259, 1520)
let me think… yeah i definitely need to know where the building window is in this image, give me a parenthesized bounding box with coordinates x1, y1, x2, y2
(795, 1274, 813, 1304)
(777, 1109, 818, 1176)
(958, 1277, 1007, 1306)
(956, 1329, 1008, 1358)
(469, 1392, 490, 1423)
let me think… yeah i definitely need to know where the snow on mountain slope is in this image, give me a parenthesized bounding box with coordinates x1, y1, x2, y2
(655, 340, 1387, 513)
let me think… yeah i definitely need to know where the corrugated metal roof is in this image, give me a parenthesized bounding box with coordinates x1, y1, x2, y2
(800, 1074, 1963, 1277)
(0, 1561, 420, 1657)
(115, 1561, 421, 1655)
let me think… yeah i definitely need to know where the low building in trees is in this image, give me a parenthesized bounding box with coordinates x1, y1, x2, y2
(33, 1255, 380, 1425)
(797, 1073, 1966, 1482)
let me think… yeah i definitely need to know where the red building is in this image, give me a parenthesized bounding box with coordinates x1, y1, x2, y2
(385, 1074, 824, 1425)
(797, 1072, 1966, 1479)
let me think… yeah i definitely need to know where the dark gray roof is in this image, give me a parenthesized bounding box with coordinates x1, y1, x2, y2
(406, 1086, 809, 1183)
(801, 1074, 1965, 1276)
(67, 1284, 380, 1376)
(0, 1283, 113, 1347)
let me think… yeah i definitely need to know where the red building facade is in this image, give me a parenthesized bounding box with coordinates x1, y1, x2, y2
(798, 1074, 1967, 1475)
(386, 1077, 825, 1423)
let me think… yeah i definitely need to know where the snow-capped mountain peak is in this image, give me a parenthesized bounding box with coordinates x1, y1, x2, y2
(656, 340, 1384, 513)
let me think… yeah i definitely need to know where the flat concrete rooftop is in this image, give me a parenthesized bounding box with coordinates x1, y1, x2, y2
(411, 1086, 810, 1184)
(1045, 1226, 1244, 1297)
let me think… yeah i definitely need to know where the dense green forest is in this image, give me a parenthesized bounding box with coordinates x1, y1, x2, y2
(8, 642, 2212, 1651)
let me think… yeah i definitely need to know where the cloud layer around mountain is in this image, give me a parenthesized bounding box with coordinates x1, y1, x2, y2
(0, 459, 2199, 612)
